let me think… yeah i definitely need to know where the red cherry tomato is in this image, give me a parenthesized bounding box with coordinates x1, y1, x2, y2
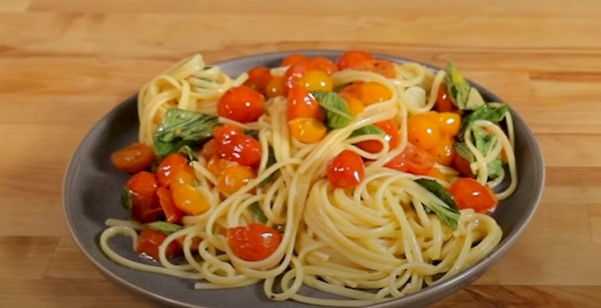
(385, 143, 436, 175)
(156, 153, 189, 187)
(337, 50, 375, 70)
(136, 227, 182, 261)
(453, 153, 474, 177)
(244, 66, 272, 94)
(287, 85, 325, 121)
(327, 150, 365, 189)
(156, 186, 184, 224)
(281, 53, 310, 67)
(309, 56, 338, 75)
(449, 178, 498, 213)
(351, 59, 396, 78)
(199, 138, 218, 161)
(214, 125, 262, 168)
(282, 62, 314, 94)
(217, 85, 265, 123)
(227, 223, 282, 261)
(111, 142, 155, 173)
(125, 171, 163, 223)
(355, 120, 401, 154)
(435, 84, 458, 112)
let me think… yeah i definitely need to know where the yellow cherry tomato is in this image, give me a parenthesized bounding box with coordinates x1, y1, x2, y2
(340, 81, 392, 106)
(265, 76, 284, 99)
(288, 117, 327, 143)
(217, 164, 256, 195)
(298, 70, 333, 92)
(170, 181, 210, 215)
(408, 114, 442, 150)
(344, 96, 365, 116)
(432, 112, 461, 137)
(428, 136, 455, 166)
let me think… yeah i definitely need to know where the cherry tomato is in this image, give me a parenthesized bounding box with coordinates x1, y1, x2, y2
(407, 114, 442, 150)
(351, 59, 396, 78)
(355, 120, 400, 154)
(309, 56, 338, 75)
(453, 153, 474, 177)
(427, 168, 447, 181)
(298, 70, 333, 92)
(288, 117, 327, 144)
(435, 84, 458, 112)
(327, 150, 365, 189)
(217, 85, 265, 123)
(156, 186, 184, 224)
(281, 53, 309, 67)
(213, 124, 242, 143)
(385, 143, 435, 175)
(265, 75, 284, 99)
(227, 223, 282, 261)
(216, 164, 256, 195)
(170, 170, 211, 215)
(156, 153, 189, 187)
(283, 62, 314, 94)
(136, 227, 182, 261)
(287, 85, 325, 121)
(337, 50, 374, 70)
(339, 81, 392, 106)
(216, 133, 262, 169)
(428, 136, 455, 166)
(207, 156, 236, 176)
(449, 178, 498, 213)
(434, 112, 461, 137)
(244, 66, 271, 94)
(125, 171, 163, 223)
(199, 139, 218, 161)
(111, 142, 155, 173)
(341, 94, 365, 116)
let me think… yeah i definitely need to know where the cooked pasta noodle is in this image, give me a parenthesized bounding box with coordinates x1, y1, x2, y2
(101, 52, 514, 307)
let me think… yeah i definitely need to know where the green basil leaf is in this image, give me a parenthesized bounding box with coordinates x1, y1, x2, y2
(121, 188, 133, 220)
(153, 108, 219, 158)
(258, 146, 278, 188)
(177, 145, 198, 162)
(427, 203, 460, 231)
(147, 221, 183, 235)
(454, 142, 475, 162)
(445, 62, 471, 110)
(416, 179, 459, 211)
(487, 158, 504, 180)
(249, 202, 268, 224)
(458, 104, 509, 140)
(311, 91, 354, 129)
(350, 125, 384, 138)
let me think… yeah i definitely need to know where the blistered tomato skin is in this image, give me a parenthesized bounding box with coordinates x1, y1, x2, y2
(450, 178, 498, 213)
(217, 85, 265, 123)
(327, 150, 365, 189)
(227, 223, 282, 261)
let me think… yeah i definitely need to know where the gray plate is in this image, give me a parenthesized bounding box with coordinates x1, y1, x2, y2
(63, 50, 545, 308)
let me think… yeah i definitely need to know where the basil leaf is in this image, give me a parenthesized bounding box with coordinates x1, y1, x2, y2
(350, 125, 384, 138)
(427, 203, 460, 231)
(472, 126, 497, 155)
(458, 104, 509, 140)
(153, 108, 219, 158)
(178, 145, 198, 162)
(487, 158, 504, 179)
(311, 91, 354, 129)
(454, 142, 475, 162)
(249, 202, 268, 224)
(445, 62, 471, 110)
(258, 146, 278, 188)
(416, 179, 459, 211)
(121, 188, 134, 220)
(147, 221, 183, 235)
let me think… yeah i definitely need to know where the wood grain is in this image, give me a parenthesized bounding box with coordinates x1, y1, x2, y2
(1, 0, 599, 307)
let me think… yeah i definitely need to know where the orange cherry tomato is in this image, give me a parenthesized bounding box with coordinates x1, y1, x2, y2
(156, 153, 189, 187)
(427, 168, 447, 181)
(407, 114, 442, 150)
(156, 186, 184, 224)
(137, 227, 182, 261)
(297, 70, 333, 92)
(327, 150, 365, 189)
(125, 171, 163, 223)
(342, 95, 365, 116)
(339, 81, 392, 106)
(111, 142, 155, 173)
(288, 117, 327, 144)
(265, 75, 284, 99)
(337, 50, 374, 70)
(435, 84, 458, 112)
(199, 138, 218, 161)
(244, 66, 271, 94)
(434, 112, 461, 137)
(351, 59, 396, 78)
(449, 178, 498, 213)
(287, 85, 325, 121)
(216, 164, 256, 195)
(281, 53, 309, 67)
(428, 136, 455, 166)
(207, 156, 236, 176)
(217, 85, 265, 123)
(170, 173, 211, 215)
(385, 143, 436, 175)
(310, 56, 338, 75)
(216, 132, 262, 169)
(453, 153, 474, 177)
(227, 223, 282, 261)
(355, 120, 400, 154)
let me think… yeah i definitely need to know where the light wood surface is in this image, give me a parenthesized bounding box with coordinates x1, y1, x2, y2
(1, 0, 600, 307)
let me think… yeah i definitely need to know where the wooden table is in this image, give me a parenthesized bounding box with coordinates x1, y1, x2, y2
(1, 0, 600, 306)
